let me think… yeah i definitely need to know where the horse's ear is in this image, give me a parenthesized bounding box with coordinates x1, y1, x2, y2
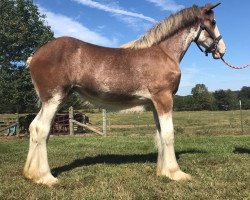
(210, 3, 221, 10)
(204, 3, 221, 15)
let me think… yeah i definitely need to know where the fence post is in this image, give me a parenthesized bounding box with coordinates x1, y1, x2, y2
(69, 106, 74, 136)
(239, 100, 243, 134)
(102, 109, 107, 136)
(108, 113, 111, 131)
(16, 113, 20, 138)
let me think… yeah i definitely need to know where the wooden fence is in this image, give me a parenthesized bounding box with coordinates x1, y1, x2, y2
(69, 106, 106, 136)
(0, 107, 107, 137)
(0, 116, 19, 136)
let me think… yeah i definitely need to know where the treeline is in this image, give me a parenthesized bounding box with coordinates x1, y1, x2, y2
(174, 84, 250, 111)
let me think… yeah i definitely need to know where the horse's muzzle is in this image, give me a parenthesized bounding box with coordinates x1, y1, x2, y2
(212, 51, 224, 59)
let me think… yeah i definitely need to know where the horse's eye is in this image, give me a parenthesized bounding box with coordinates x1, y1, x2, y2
(212, 19, 216, 26)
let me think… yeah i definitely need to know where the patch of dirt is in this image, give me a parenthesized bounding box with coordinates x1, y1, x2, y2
(0, 134, 27, 141)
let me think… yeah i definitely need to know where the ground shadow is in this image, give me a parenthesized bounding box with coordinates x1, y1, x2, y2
(233, 147, 250, 154)
(52, 149, 206, 177)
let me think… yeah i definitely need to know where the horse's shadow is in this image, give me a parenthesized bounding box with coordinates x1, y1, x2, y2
(233, 147, 250, 154)
(52, 149, 206, 177)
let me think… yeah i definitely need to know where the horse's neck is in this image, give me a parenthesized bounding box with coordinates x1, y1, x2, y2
(158, 26, 197, 62)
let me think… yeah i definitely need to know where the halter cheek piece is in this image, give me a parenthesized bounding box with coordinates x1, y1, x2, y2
(194, 21, 222, 56)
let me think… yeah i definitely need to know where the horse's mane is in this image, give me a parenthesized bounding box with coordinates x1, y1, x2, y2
(121, 5, 201, 49)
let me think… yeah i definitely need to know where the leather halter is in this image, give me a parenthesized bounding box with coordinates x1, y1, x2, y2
(194, 21, 222, 56)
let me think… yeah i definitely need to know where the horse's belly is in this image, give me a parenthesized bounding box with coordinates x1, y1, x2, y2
(76, 87, 151, 111)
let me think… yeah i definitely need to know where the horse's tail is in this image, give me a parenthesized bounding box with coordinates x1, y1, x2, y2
(26, 56, 33, 68)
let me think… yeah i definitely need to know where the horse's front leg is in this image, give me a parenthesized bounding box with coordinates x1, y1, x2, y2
(152, 91, 191, 181)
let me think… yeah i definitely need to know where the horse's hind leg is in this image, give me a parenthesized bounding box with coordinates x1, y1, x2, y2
(23, 93, 63, 186)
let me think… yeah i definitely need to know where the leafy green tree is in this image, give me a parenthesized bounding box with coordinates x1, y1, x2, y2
(60, 92, 85, 112)
(238, 86, 250, 99)
(0, 67, 38, 113)
(213, 89, 238, 110)
(0, 0, 54, 113)
(238, 86, 250, 109)
(191, 84, 214, 110)
(174, 95, 195, 111)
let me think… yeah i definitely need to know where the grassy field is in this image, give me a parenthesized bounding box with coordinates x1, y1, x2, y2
(88, 110, 250, 136)
(1, 110, 250, 136)
(0, 135, 249, 200)
(0, 110, 250, 199)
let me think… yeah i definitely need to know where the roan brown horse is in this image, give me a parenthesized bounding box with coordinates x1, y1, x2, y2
(24, 3, 226, 186)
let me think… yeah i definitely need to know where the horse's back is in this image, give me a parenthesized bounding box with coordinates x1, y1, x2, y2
(29, 36, 126, 72)
(30, 37, 95, 66)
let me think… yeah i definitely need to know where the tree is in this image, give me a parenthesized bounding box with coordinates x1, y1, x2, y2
(213, 89, 238, 110)
(60, 92, 85, 112)
(0, 67, 39, 113)
(238, 86, 250, 109)
(174, 95, 195, 111)
(0, 0, 54, 113)
(191, 84, 214, 110)
(238, 86, 250, 99)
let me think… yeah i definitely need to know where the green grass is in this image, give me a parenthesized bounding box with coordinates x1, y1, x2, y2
(0, 134, 250, 200)
(0, 110, 250, 199)
(173, 110, 250, 135)
(88, 110, 250, 136)
(1, 110, 250, 136)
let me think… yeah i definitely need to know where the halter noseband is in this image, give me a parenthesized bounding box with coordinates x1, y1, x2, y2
(194, 21, 222, 56)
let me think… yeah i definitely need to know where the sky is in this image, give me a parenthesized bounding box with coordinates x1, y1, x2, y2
(34, 0, 250, 95)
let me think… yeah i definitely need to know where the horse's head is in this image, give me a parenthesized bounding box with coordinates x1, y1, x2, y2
(195, 3, 226, 59)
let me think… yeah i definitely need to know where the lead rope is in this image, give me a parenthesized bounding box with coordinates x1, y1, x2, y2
(221, 57, 250, 69)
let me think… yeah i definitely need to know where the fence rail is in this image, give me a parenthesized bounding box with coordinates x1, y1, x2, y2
(0, 123, 18, 132)
(0, 116, 19, 136)
(69, 106, 105, 136)
(70, 119, 104, 136)
(1, 109, 249, 137)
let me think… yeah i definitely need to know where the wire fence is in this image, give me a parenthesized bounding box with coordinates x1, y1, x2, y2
(86, 110, 250, 136)
(0, 109, 249, 137)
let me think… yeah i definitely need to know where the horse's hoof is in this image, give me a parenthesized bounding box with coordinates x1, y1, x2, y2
(169, 170, 192, 181)
(35, 174, 59, 187)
